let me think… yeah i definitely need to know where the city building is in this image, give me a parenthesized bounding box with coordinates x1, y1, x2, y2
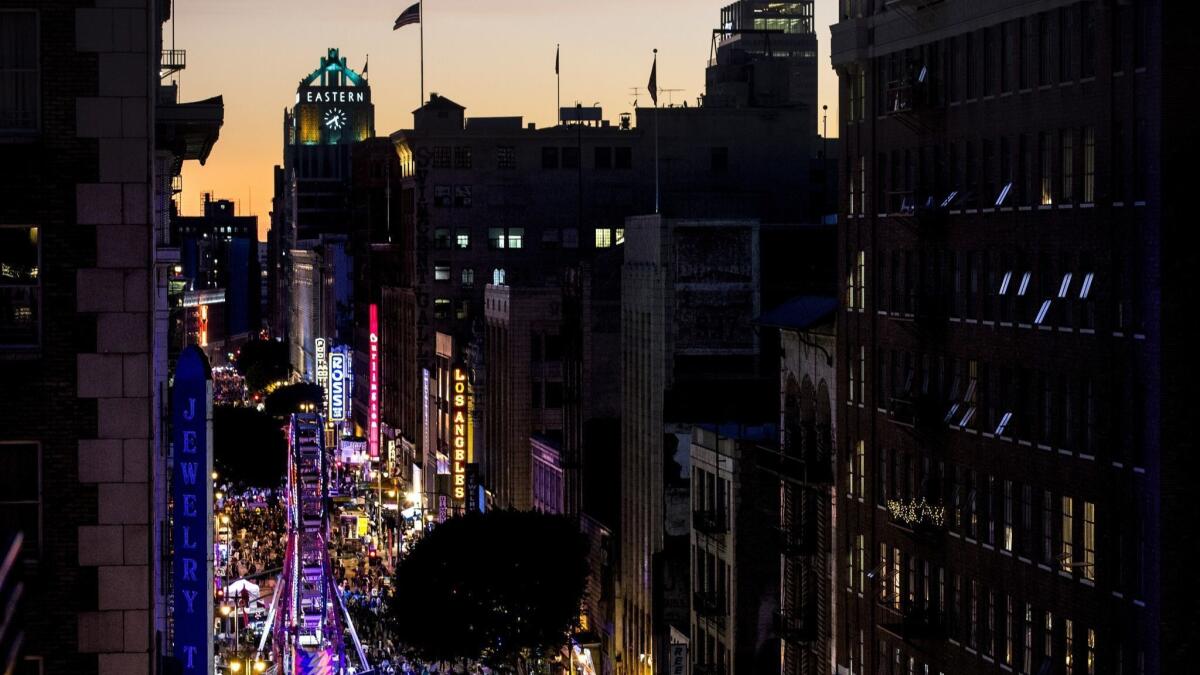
(0, 1, 222, 673)
(269, 47, 373, 375)
(830, 1, 1190, 673)
(688, 424, 780, 675)
(173, 193, 261, 349)
(707, 1, 819, 131)
(759, 295, 839, 675)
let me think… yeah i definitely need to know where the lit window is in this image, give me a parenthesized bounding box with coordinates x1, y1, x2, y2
(594, 228, 612, 248)
(1034, 299, 1052, 325)
(1065, 618, 1075, 675)
(0, 11, 38, 132)
(433, 298, 451, 319)
(0, 225, 40, 347)
(995, 411, 1013, 436)
(1086, 628, 1095, 675)
(488, 228, 505, 249)
(1061, 496, 1075, 571)
(614, 228, 625, 245)
(1003, 480, 1014, 551)
(1058, 273, 1073, 298)
(434, 264, 451, 282)
(999, 271, 1013, 295)
(506, 228, 524, 249)
(1079, 273, 1094, 299)
(1083, 501, 1096, 581)
(1017, 271, 1032, 296)
(455, 231, 470, 249)
(461, 268, 475, 287)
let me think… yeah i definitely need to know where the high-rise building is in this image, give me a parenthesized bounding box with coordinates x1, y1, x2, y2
(0, 1, 223, 673)
(269, 48, 372, 375)
(707, 1, 818, 130)
(831, 1, 1189, 673)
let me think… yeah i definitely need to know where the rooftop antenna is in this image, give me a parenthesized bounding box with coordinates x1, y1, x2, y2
(629, 86, 641, 109)
(659, 88, 684, 106)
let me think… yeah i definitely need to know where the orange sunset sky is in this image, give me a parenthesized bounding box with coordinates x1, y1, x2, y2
(172, 0, 841, 240)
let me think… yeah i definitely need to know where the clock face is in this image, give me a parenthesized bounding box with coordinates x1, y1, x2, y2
(324, 108, 347, 130)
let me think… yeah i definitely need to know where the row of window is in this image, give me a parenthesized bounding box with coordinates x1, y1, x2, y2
(844, 0, 1149, 124)
(847, 247, 1147, 333)
(0, 11, 37, 133)
(427, 144, 636, 171)
(0, 225, 39, 347)
(432, 227, 624, 251)
(847, 122, 1148, 214)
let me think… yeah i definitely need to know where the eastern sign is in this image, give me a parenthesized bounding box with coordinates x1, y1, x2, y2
(369, 304, 380, 458)
(298, 87, 370, 104)
(451, 366, 470, 502)
(171, 346, 214, 674)
(329, 348, 351, 422)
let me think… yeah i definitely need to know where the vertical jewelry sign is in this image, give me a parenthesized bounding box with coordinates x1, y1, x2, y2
(171, 346, 214, 673)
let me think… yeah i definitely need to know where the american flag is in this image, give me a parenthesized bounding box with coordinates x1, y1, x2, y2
(393, 2, 420, 30)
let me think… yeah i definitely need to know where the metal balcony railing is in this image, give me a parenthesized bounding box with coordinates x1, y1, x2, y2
(776, 610, 817, 644)
(161, 49, 186, 78)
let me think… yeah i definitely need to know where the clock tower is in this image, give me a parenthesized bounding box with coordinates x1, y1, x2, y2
(270, 48, 375, 371)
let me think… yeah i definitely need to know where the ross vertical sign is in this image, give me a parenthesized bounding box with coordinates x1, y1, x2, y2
(369, 304, 380, 458)
(451, 366, 470, 502)
(328, 349, 349, 422)
(315, 337, 328, 391)
(171, 346, 214, 674)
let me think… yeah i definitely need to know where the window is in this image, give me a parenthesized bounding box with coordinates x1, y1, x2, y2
(433, 185, 452, 207)
(496, 145, 516, 169)
(542, 146, 559, 169)
(1045, 611, 1054, 662)
(1081, 3, 1096, 78)
(1086, 628, 1095, 675)
(595, 228, 613, 249)
(1039, 132, 1053, 205)
(1042, 490, 1054, 563)
(433, 298, 450, 319)
(460, 268, 475, 288)
(614, 147, 632, 169)
(1038, 13, 1051, 85)
(856, 440, 866, 498)
(1065, 618, 1075, 675)
(488, 228, 505, 249)
(592, 146, 612, 169)
(1083, 501, 1095, 581)
(455, 230, 471, 249)
(0, 442, 40, 557)
(614, 228, 625, 245)
(434, 263, 451, 282)
(562, 228, 579, 248)
(0, 11, 37, 132)
(1062, 496, 1074, 571)
(454, 185, 473, 208)
(433, 228, 450, 249)
(432, 146, 452, 168)
(541, 228, 561, 249)
(1004, 480, 1014, 551)
(0, 225, 39, 346)
(562, 146, 580, 169)
(857, 250, 867, 309)
(711, 147, 729, 172)
(455, 299, 470, 320)
(454, 146, 472, 169)
(1083, 126, 1095, 203)
(1061, 129, 1074, 203)
(1006, 595, 1015, 666)
(506, 228, 524, 249)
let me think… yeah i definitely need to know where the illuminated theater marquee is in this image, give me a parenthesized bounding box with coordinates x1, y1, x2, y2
(452, 367, 470, 501)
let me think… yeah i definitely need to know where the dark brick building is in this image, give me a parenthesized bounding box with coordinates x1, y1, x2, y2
(0, 1, 221, 673)
(831, 1, 1192, 673)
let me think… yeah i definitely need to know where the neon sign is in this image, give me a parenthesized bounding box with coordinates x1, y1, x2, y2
(451, 366, 470, 501)
(328, 349, 349, 422)
(171, 347, 214, 673)
(315, 337, 328, 390)
(369, 304, 380, 458)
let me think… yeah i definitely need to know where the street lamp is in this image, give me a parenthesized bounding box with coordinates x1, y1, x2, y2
(254, 660, 267, 673)
(229, 662, 242, 673)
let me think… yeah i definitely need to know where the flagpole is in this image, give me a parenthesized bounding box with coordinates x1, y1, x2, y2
(419, 0, 425, 106)
(654, 49, 660, 215)
(556, 44, 561, 127)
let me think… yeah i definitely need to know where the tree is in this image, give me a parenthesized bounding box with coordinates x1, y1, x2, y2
(389, 510, 589, 671)
(263, 382, 324, 418)
(213, 407, 286, 487)
(235, 339, 289, 393)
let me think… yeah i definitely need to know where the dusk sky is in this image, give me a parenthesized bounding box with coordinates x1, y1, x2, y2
(173, 0, 840, 238)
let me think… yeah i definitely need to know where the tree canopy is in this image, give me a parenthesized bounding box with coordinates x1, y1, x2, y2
(389, 510, 589, 670)
(212, 407, 286, 487)
(263, 382, 324, 418)
(234, 339, 290, 393)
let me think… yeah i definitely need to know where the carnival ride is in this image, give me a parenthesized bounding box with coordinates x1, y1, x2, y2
(256, 413, 371, 675)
